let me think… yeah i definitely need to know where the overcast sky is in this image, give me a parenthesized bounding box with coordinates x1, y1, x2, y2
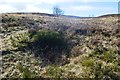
(0, 0, 119, 17)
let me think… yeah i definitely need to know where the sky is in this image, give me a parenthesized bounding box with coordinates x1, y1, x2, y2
(0, 0, 119, 17)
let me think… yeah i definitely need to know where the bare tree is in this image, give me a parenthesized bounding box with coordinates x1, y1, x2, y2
(53, 6, 64, 16)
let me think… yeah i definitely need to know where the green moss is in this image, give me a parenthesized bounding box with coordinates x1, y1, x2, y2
(16, 64, 35, 78)
(44, 66, 63, 78)
(81, 58, 94, 67)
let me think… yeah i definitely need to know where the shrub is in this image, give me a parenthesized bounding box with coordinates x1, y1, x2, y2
(93, 63, 118, 79)
(10, 32, 30, 50)
(101, 49, 117, 63)
(44, 66, 63, 78)
(16, 64, 35, 78)
(31, 30, 68, 53)
(30, 30, 68, 62)
(89, 48, 118, 63)
(89, 47, 108, 56)
(10, 30, 68, 63)
(2, 16, 20, 28)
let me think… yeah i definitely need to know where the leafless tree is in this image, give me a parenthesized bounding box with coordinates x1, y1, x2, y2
(53, 6, 64, 16)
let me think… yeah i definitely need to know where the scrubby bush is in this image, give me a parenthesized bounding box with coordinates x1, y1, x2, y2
(89, 47, 108, 56)
(31, 30, 68, 53)
(16, 64, 35, 78)
(2, 16, 20, 28)
(30, 30, 68, 62)
(93, 62, 119, 79)
(10, 32, 30, 50)
(44, 66, 63, 78)
(88, 48, 118, 63)
(85, 48, 120, 79)
(101, 49, 117, 63)
(10, 30, 68, 63)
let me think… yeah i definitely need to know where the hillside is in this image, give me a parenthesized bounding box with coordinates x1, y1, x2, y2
(0, 13, 120, 79)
